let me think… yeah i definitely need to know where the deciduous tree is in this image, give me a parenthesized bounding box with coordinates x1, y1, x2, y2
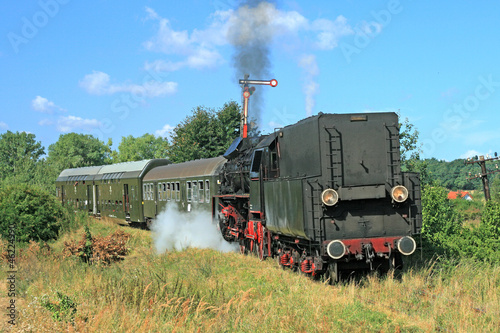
(112, 133, 169, 162)
(0, 131, 45, 182)
(47, 133, 112, 172)
(169, 101, 241, 163)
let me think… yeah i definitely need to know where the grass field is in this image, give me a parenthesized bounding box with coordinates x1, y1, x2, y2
(1, 215, 499, 332)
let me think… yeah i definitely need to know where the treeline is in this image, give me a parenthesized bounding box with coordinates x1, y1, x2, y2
(422, 157, 500, 193)
(0, 101, 241, 194)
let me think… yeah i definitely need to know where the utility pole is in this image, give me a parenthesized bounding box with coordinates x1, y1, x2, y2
(464, 153, 500, 201)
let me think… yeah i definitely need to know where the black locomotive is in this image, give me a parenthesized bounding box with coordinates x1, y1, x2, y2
(216, 112, 421, 281)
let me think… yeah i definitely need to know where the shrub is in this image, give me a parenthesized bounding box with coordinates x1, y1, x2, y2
(0, 184, 64, 242)
(421, 186, 460, 248)
(63, 228, 130, 265)
(40, 292, 77, 322)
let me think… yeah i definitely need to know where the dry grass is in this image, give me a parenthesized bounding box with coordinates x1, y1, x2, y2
(0, 218, 499, 332)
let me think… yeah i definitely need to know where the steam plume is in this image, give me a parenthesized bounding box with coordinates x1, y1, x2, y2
(298, 54, 319, 116)
(151, 204, 238, 253)
(227, 1, 276, 126)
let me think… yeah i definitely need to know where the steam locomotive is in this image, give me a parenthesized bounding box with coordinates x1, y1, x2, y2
(216, 111, 421, 281)
(56, 111, 421, 282)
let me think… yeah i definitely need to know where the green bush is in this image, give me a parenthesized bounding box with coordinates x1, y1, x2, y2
(421, 185, 460, 248)
(0, 184, 65, 242)
(421, 185, 500, 263)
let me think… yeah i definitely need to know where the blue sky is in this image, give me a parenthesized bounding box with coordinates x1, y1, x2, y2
(1, 0, 499, 161)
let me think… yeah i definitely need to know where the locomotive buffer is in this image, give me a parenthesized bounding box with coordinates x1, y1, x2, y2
(239, 74, 278, 138)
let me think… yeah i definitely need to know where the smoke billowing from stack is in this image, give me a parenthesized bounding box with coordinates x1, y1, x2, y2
(227, 1, 276, 128)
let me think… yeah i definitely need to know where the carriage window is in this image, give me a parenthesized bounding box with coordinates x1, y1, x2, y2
(187, 182, 192, 202)
(192, 182, 198, 202)
(166, 183, 171, 201)
(158, 183, 162, 201)
(205, 180, 210, 203)
(198, 181, 204, 203)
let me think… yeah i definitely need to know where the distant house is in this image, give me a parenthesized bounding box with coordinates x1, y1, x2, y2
(447, 191, 473, 201)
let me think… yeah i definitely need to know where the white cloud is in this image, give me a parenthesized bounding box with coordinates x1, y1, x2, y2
(79, 71, 178, 97)
(310, 16, 354, 50)
(155, 123, 175, 138)
(56, 115, 102, 133)
(39, 115, 102, 133)
(0, 121, 8, 130)
(31, 96, 65, 114)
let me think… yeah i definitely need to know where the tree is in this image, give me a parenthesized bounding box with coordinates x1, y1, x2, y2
(421, 185, 460, 246)
(0, 131, 45, 183)
(169, 101, 241, 163)
(399, 116, 422, 165)
(0, 184, 65, 242)
(47, 133, 112, 172)
(112, 133, 169, 162)
(398, 115, 431, 185)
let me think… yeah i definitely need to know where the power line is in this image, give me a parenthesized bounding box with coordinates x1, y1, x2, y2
(464, 153, 500, 201)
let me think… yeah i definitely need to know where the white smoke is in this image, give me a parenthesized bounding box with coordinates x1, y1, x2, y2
(298, 54, 319, 116)
(151, 203, 238, 253)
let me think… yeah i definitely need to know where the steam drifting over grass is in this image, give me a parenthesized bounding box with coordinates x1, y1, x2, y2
(151, 203, 238, 253)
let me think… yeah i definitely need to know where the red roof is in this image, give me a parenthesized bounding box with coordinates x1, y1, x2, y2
(447, 191, 473, 200)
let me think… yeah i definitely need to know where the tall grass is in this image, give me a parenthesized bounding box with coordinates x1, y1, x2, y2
(1, 217, 499, 332)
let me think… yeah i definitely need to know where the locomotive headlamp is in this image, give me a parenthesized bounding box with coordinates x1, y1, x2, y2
(397, 236, 416, 255)
(391, 185, 408, 203)
(321, 189, 339, 206)
(327, 240, 346, 259)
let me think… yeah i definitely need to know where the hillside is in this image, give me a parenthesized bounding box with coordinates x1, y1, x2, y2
(1, 215, 498, 332)
(422, 157, 500, 193)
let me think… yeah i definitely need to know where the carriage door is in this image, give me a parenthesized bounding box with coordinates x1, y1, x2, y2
(123, 184, 130, 217)
(87, 185, 92, 213)
(61, 185, 65, 206)
(94, 185, 99, 216)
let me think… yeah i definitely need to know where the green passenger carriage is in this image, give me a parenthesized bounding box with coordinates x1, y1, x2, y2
(55, 159, 170, 223)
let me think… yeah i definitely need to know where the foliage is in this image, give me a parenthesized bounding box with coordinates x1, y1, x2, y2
(422, 157, 500, 191)
(421, 185, 500, 263)
(0, 184, 65, 242)
(0, 130, 53, 191)
(490, 176, 500, 201)
(63, 228, 130, 265)
(40, 292, 77, 322)
(0, 131, 45, 179)
(47, 133, 112, 172)
(169, 101, 240, 163)
(112, 133, 169, 162)
(399, 116, 422, 166)
(421, 185, 460, 247)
